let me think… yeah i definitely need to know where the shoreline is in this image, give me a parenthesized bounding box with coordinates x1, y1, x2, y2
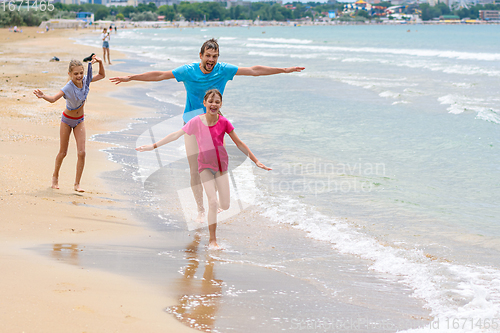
(0, 27, 198, 332)
(40, 19, 500, 30)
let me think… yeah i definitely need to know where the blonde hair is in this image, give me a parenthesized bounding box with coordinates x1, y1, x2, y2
(68, 59, 83, 73)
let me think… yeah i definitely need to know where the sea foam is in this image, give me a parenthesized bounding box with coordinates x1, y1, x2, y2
(257, 193, 500, 330)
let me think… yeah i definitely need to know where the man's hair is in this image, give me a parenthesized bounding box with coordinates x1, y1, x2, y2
(200, 38, 219, 56)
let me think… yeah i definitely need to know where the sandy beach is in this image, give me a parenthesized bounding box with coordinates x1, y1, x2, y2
(0, 27, 198, 332)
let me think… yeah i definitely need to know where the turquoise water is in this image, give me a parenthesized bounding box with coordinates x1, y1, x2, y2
(80, 24, 500, 331)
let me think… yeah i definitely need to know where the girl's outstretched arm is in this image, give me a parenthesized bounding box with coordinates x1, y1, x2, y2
(33, 89, 64, 103)
(91, 55, 105, 82)
(228, 130, 272, 171)
(136, 129, 185, 152)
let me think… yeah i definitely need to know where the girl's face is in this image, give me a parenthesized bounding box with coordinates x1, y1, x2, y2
(203, 93, 222, 115)
(69, 66, 84, 84)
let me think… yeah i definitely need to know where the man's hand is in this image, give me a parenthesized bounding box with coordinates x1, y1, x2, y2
(109, 76, 131, 85)
(285, 67, 305, 73)
(236, 65, 305, 76)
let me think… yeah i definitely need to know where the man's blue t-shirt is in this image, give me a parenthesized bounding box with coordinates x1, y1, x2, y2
(172, 62, 238, 123)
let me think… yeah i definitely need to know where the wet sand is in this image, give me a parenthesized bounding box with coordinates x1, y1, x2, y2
(0, 27, 197, 333)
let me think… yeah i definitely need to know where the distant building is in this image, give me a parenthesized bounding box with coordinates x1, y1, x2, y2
(385, 4, 420, 16)
(439, 14, 460, 20)
(135, 0, 175, 5)
(479, 10, 500, 20)
(343, 0, 371, 15)
(371, 5, 386, 16)
(53, 0, 81, 4)
(226, 0, 252, 8)
(39, 19, 87, 28)
(76, 11, 94, 23)
(54, 0, 108, 4)
(106, 0, 139, 6)
(387, 0, 407, 5)
(385, 5, 405, 14)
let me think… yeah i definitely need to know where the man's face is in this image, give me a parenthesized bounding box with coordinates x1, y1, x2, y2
(199, 48, 219, 73)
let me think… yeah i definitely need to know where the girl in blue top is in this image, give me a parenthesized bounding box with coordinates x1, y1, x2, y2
(33, 55, 105, 192)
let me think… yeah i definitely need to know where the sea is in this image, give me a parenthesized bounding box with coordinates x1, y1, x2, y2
(70, 24, 500, 332)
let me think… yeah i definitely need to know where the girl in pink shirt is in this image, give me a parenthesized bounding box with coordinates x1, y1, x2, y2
(136, 89, 271, 249)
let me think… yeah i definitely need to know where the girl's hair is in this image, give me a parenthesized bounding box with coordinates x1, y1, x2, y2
(204, 89, 222, 102)
(68, 59, 83, 72)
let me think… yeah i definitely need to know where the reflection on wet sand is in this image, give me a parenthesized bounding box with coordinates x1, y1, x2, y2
(167, 234, 223, 332)
(51, 244, 80, 266)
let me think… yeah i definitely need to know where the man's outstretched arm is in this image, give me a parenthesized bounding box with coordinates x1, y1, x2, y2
(235, 66, 304, 77)
(110, 70, 175, 84)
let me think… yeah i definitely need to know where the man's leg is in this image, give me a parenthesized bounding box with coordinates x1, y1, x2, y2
(185, 133, 205, 221)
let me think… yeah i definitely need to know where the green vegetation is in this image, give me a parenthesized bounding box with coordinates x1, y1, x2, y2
(421, 2, 500, 20)
(0, 1, 342, 27)
(0, 1, 499, 27)
(0, 9, 51, 27)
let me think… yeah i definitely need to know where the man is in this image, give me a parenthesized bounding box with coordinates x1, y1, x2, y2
(110, 38, 304, 221)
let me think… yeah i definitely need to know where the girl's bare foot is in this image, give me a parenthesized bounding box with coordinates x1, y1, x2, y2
(74, 184, 85, 192)
(208, 240, 221, 250)
(51, 177, 59, 189)
(195, 211, 205, 223)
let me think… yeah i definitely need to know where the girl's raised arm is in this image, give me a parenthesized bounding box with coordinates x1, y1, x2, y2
(228, 130, 272, 171)
(91, 55, 105, 82)
(136, 129, 185, 152)
(33, 89, 64, 103)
